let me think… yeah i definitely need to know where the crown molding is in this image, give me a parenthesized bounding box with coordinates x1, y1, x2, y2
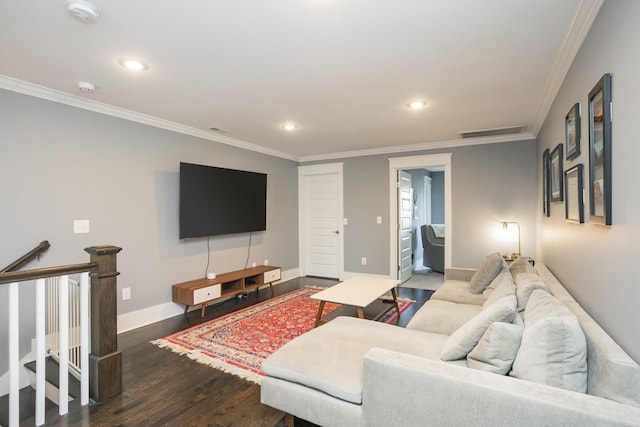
(298, 132, 535, 163)
(530, 0, 604, 136)
(0, 75, 299, 162)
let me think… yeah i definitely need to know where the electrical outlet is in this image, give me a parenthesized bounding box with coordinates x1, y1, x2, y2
(252, 262, 257, 267)
(122, 287, 131, 300)
(361, 257, 367, 265)
(376, 216, 382, 224)
(264, 259, 269, 265)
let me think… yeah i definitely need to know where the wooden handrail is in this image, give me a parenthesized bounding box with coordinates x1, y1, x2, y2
(1, 240, 51, 273)
(0, 262, 96, 285)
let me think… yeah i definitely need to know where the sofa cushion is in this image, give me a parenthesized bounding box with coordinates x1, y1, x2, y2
(510, 290, 587, 393)
(441, 295, 517, 361)
(431, 280, 485, 305)
(262, 316, 451, 405)
(515, 272, 549, 312)
(469, 253, 505, 294)
(406, 299, 482, 335)
(467, 318, 523, 375)
(482, 275, 516, 309)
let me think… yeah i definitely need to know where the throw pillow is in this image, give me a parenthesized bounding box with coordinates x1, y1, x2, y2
(467, 320, 523, 374)
(441, 295, 517, 361)
(469, 253, 505, 294)
(510, 290, 587, 393)
(483, 277, 516, 309)
(515, 273, 549, 312)
(508, 256, 536, 278)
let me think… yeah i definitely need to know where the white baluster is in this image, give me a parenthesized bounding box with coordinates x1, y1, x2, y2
(58, 275, 69, 415)
(35, 278, 46, 426)
(8, 282, 19, 427)
(80, 272, 89, 405)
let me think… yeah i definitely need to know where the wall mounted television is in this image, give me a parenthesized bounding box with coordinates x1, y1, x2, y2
(179, 162, 267, 238)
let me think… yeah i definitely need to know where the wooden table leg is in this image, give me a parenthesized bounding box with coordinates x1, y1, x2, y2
(390, 287, 400, 317)
(314, 300, 326, 327)
(357, 307, 364, 319)
(200, 303, 206, 318)
(183, 304, 189, 315)
(268, 282, 274, 298)
(284, 414, 294, 427)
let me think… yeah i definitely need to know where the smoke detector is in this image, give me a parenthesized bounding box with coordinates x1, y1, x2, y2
(77, 81, 95, 93)
(67, 1, 100, 24)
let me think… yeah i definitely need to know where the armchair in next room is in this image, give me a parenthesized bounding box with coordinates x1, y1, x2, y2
(421, 224, 444, 273)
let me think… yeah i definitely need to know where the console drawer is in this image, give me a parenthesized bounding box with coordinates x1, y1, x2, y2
(264, 269, 281, 283)
(193, 284, 221, 304)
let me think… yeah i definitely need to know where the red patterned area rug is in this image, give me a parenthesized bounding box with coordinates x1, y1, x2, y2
(151, 286, 413, 384)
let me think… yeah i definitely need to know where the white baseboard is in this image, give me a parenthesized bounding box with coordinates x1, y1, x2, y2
(342, 271, 394, 281)
(117, 267, 300, 334)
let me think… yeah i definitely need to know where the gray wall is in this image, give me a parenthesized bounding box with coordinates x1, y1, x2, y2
(0, 89, 299, 370)
(537, 0, 640, 362)
(304, 139, 537, 275)
(431, 171, 445, 224)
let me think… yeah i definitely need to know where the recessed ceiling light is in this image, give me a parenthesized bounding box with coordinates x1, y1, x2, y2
(119, 58, 148, 71)
(408, 100, 426, 110)
(282, 123, 297, 131)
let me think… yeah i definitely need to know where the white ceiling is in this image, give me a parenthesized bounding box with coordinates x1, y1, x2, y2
(0, 0, 602, 161)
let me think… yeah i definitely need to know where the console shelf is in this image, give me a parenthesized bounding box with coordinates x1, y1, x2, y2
(172, 265, 281, 317)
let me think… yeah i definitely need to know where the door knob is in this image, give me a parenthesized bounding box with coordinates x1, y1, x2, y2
(332, 230, 340, 235)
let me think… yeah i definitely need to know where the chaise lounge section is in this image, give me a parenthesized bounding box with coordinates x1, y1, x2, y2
(261, 255, 640, 426)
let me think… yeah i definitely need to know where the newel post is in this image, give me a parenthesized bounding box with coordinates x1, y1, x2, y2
(84, 245, 123, 403)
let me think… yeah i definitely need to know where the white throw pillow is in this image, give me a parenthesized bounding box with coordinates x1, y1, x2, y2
(510, 290, 587, 393)
(441, 295, 517, 361)
(515, 272, 549, 312)
(483, 276, 516, 309)
(469, 253, 505, 294)
(467, 320, 523, 374)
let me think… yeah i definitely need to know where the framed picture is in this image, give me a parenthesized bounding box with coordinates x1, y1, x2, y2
(565, 164, 584, 223)
(550, 143, 563, 202)
(565, 103, 581, 160)
(588, 73, 612, 225)
(542, 148, 550, 217)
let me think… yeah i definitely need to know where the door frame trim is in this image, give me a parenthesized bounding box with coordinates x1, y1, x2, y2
(388, 154, 452, 279)
(298, 162, 344, 279)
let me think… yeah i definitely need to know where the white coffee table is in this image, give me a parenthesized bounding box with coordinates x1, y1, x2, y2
(311, 276, 401, 327)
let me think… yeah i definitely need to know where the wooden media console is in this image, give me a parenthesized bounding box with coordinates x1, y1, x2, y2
(172, 265, 281, 317)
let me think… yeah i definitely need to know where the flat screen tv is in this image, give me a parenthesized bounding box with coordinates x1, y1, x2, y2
(179, 162, 267, 238)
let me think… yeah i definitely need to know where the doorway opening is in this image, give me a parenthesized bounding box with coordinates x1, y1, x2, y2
(389, 154, 452, 283)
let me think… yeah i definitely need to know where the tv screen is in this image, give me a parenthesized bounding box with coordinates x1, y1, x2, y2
(179, 162, 267, 238)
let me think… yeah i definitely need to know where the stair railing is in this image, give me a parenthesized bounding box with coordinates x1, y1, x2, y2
(0, 240, 50, 273)
(0, 245, 122, 427)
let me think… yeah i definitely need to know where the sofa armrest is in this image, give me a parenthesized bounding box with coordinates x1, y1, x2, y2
(362, 348, 640, 427)
(444, 267, 476, 282)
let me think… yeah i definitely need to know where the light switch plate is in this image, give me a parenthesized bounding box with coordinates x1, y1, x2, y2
(73, 219, 90, 234)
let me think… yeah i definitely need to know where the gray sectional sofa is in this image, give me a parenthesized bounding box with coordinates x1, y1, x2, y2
(261, 255, 640, 426)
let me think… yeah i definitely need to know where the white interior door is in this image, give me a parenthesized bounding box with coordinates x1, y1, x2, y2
(299, 164, 344, 279)
(398, 171, 413, 283)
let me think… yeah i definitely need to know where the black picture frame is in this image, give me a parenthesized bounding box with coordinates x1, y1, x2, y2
(565, 103, 581, 160)
(565, 164, 584, 223)
(588, 73, 612, 225)
(542, 148, 550, 217)
(550, 144, 563, 202)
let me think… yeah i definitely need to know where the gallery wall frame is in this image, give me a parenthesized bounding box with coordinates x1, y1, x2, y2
(565, 103, 581, 160)
(565, 164, 584, 223)
(588, 73, 612, 225)
(542, 148, 550, 217)
(550, 143, 563, 202)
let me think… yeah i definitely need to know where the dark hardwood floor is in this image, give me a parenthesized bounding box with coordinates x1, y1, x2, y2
(5, 276, 432, 427)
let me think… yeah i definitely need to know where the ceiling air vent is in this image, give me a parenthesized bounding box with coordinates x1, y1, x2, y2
(459, 125, 527, 139)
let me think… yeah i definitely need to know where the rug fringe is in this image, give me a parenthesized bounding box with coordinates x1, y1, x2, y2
(151, 339, 263, 384)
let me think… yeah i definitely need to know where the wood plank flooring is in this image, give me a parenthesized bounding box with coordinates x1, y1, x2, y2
(6, 276, 432, 427)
